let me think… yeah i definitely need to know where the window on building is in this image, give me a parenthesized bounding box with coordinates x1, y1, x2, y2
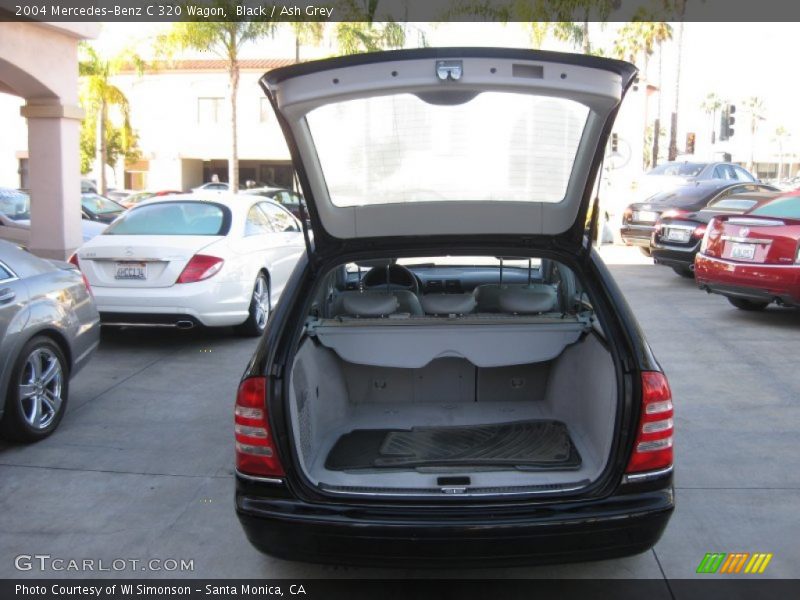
(198, 97, 224, 124)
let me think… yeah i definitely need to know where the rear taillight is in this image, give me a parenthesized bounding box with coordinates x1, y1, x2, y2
(693, 224, 707, 238)
(661, 208, 688, 219)
(623, 207, 633, 222)
(625, 371, 674, 474)
(234, 376, 284, 477)
(176, 254, 224, 284)
(68, 253, 93, 298)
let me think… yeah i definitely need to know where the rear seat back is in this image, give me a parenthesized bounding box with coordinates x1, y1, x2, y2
(421, 293, 477, 316)
(475, 283, 557, 314)
(338, 292, 399, 317)
(497, 285, 558, 314)
(331, 290, 422, 317)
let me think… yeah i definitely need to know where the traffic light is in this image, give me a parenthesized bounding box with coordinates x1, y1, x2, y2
(720, 104, 736, 141)
(685, 132, 696, 154)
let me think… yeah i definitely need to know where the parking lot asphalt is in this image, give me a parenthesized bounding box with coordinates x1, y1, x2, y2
(1, 247, 798, 583)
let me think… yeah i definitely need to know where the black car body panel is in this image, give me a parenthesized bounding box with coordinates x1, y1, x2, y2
(237, 49, 673, 566)
(651, 190, 781, 272)
(622, 182, 778, 250)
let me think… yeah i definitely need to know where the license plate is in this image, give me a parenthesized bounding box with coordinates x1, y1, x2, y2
(665, 228, 691, 243)
(633, 210, 658, 223)
(115, 262, 147, 280)
(730, 243, 756, 260)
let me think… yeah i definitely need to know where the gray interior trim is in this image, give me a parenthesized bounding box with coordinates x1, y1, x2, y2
(288, 332, 617, 496)
(310, 320, 585, 368)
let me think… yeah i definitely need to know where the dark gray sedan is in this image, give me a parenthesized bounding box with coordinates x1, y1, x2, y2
(0, 240, 100, 442)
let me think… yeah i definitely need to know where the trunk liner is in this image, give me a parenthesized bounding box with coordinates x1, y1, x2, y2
(325, 420, 581, 471)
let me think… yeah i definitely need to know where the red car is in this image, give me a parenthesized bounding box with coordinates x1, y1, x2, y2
(695, 192, 800, 310)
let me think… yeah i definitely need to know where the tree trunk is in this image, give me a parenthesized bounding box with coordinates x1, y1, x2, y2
(582, 21, 590, 54)
(652, 118, 660, 169)
(96, 98, 107, 195)
(668, 21, 684, 162)
(229, 63, 240, 194)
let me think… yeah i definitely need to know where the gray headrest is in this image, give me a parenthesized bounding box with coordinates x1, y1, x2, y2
(421, 293, 477, 315)
(498, 285, 557, 314)
(341, 293, 399, 317)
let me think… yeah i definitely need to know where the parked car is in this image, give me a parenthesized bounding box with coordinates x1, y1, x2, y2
(81, 193, 126, 224)
(632, 161, 757, 204)
(621, 181, 777, 255)
(234, 48, 674, 567)
(71, 193, 305, 335)
(0, 188, 107, 247)
(105, 189, 134, 204)
(695, 191, 800, 310)
(118, 190, 182, 209)
(192, 181, 271, 193)
(80, 178, 97, 193)
(652, 190, 782, 277)
(0, 240, 100, 442)
(243, 187, 304, 219)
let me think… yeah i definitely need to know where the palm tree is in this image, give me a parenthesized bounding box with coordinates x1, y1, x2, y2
(700, 92, 723, 144)
(744, 96, 766, 173)
(773, 126, 790, 180)
(158, 12, 276, 193)
(78, 44, 143, 195)
(290, 22, 324, 63)
(613, 17, 673, 168)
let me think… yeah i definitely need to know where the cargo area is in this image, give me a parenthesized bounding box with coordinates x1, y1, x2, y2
(287, 318, 618, 497)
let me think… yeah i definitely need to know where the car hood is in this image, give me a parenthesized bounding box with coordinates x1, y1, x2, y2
(14, 218, 107, 242)
(261, 48, 637, 254)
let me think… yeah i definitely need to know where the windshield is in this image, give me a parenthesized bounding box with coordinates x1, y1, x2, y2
(82, 193, 124, 215)
(104, 201, 230, 236)
(306, 92, 589, 207)
(0, 189, 30, 221)
(749, 195, 800, 219)
(648, 162, 705, 177)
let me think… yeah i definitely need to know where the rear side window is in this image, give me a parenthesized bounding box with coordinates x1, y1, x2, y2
(749, 195, 800, 219)
(104, 202, 230, 236)
(707, 198, 757, 211)
(0, 263, 14, 281)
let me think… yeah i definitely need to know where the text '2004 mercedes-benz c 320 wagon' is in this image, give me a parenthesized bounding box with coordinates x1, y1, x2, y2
(234, 48, 675, 566)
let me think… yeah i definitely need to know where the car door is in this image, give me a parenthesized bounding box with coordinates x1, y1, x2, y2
(0, 258, 30, 352)
(0, 213, 30, 247)
(257, 201, 304, 301)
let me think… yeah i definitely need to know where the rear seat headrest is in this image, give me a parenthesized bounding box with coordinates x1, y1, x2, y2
(497, 285, 557, 314)
(341, 292, 399, 317)
(421, 293, 477, 315)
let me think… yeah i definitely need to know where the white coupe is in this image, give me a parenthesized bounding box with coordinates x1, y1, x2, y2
(72, 193, 305, 335)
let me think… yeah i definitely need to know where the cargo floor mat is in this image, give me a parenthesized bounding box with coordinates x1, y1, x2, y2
(325, 420, 581, 471)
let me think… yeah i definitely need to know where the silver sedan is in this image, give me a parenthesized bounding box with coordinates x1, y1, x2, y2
(0, 240, 100, 442)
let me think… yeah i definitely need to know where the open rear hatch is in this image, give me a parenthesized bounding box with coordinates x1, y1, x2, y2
(260, 49, 637, 498)
(260, 47, 637, 255)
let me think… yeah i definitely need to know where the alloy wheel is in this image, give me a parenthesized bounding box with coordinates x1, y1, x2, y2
(18, 347, 63, 430)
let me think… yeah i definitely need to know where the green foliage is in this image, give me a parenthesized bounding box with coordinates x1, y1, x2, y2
(330, 0, 406, 55)
(79, 112, 140, 174)
(78, 42, 142, 175)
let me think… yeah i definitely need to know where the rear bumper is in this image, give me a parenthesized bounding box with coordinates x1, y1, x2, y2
(651, 241, 701, 271)
(695, 254, 800, 306)
(620, 225, 654, 247)
(236, 484, 674, 567)
(92, 279, 251, 327)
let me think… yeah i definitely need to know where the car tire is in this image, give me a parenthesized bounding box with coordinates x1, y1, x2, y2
(639, 247, 652, 257)
(672, 266, 694, 278)
(0, 336, 69, 443)
(727, 297, 769, 311)
(236, 273, 271, 337)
